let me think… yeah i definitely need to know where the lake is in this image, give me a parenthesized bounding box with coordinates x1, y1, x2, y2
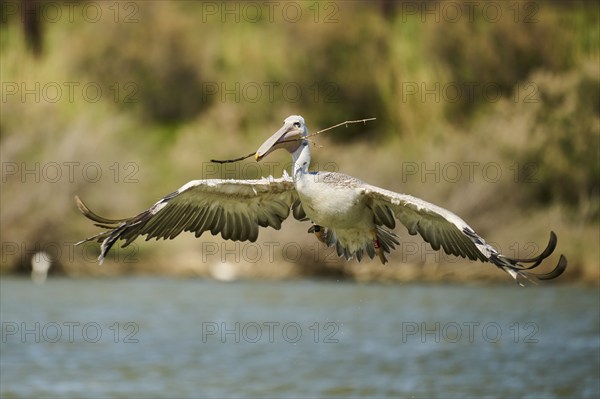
(1, 277, 598, 398)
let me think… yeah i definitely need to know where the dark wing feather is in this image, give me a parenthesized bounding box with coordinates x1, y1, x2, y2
(363, 184, 566, 284)
(76, 176, 299, 264)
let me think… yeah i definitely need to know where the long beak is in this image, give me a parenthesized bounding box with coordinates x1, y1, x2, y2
(255, 121, 301, 161)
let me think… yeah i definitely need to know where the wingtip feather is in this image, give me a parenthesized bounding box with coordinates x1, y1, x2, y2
(491, 232, 567, 284)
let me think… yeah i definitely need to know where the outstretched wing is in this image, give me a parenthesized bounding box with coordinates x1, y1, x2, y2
(363, 184, 567, 284)
(76, 175, 303, 264)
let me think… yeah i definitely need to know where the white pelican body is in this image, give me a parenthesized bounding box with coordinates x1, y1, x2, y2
(298, 177, 370, 228)
(76, 115, 566, 283)
(292, 149, 391, 262)
(297, 172, 375, 257)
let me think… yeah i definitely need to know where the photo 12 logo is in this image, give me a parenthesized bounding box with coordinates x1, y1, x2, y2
(201, 321, 340, 344)
(1, 1, 140, 24)
(199, 2, 340, 24)
(1, 82, 138, 104)
(398, 2, 540, 24)
(2, 321, 140, 344)
(200, 81, 340, 104)
(1, 241, 139, 266)
(400, 81, 539, 104)
(400, 321, 540, 344)
(1, 161, 139, 184)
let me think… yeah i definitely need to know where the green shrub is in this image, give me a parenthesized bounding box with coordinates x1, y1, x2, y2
(519, 62, 600, 220)
(284, 7, 392, 140)
(72, 3, 209, 124)
(426, 2, 575, 120)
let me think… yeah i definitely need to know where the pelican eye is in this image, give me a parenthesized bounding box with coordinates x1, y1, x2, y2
(293, 122, 302, 128)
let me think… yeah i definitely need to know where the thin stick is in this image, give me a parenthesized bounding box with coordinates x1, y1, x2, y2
(210, 117, 375, 164)
(209, 141, 321, 164)
(277, 138, 323, 148)
(210, 151, 255, 164)
(307, 118, 376, 139)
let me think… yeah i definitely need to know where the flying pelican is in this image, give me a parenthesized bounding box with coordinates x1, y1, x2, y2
(76, 115, 567, 283)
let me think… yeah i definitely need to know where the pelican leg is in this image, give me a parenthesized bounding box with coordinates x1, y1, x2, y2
(308, 224, 327, 244)
(372, 229, 387, 264)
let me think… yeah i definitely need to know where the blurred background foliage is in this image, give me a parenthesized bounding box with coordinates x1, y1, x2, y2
(1, 0, 598, 282)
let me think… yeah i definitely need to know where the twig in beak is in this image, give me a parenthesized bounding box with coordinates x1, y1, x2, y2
(306, 118, 376, 139)
(277, 138, 323, 148)
(210, 151, 255, 164)
(210, 117, 376, 164)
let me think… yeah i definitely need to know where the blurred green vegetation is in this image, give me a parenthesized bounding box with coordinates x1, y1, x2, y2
(1, 1, 598, 282)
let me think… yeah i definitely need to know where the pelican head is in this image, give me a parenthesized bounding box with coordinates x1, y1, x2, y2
(255, 115, 307, 161)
